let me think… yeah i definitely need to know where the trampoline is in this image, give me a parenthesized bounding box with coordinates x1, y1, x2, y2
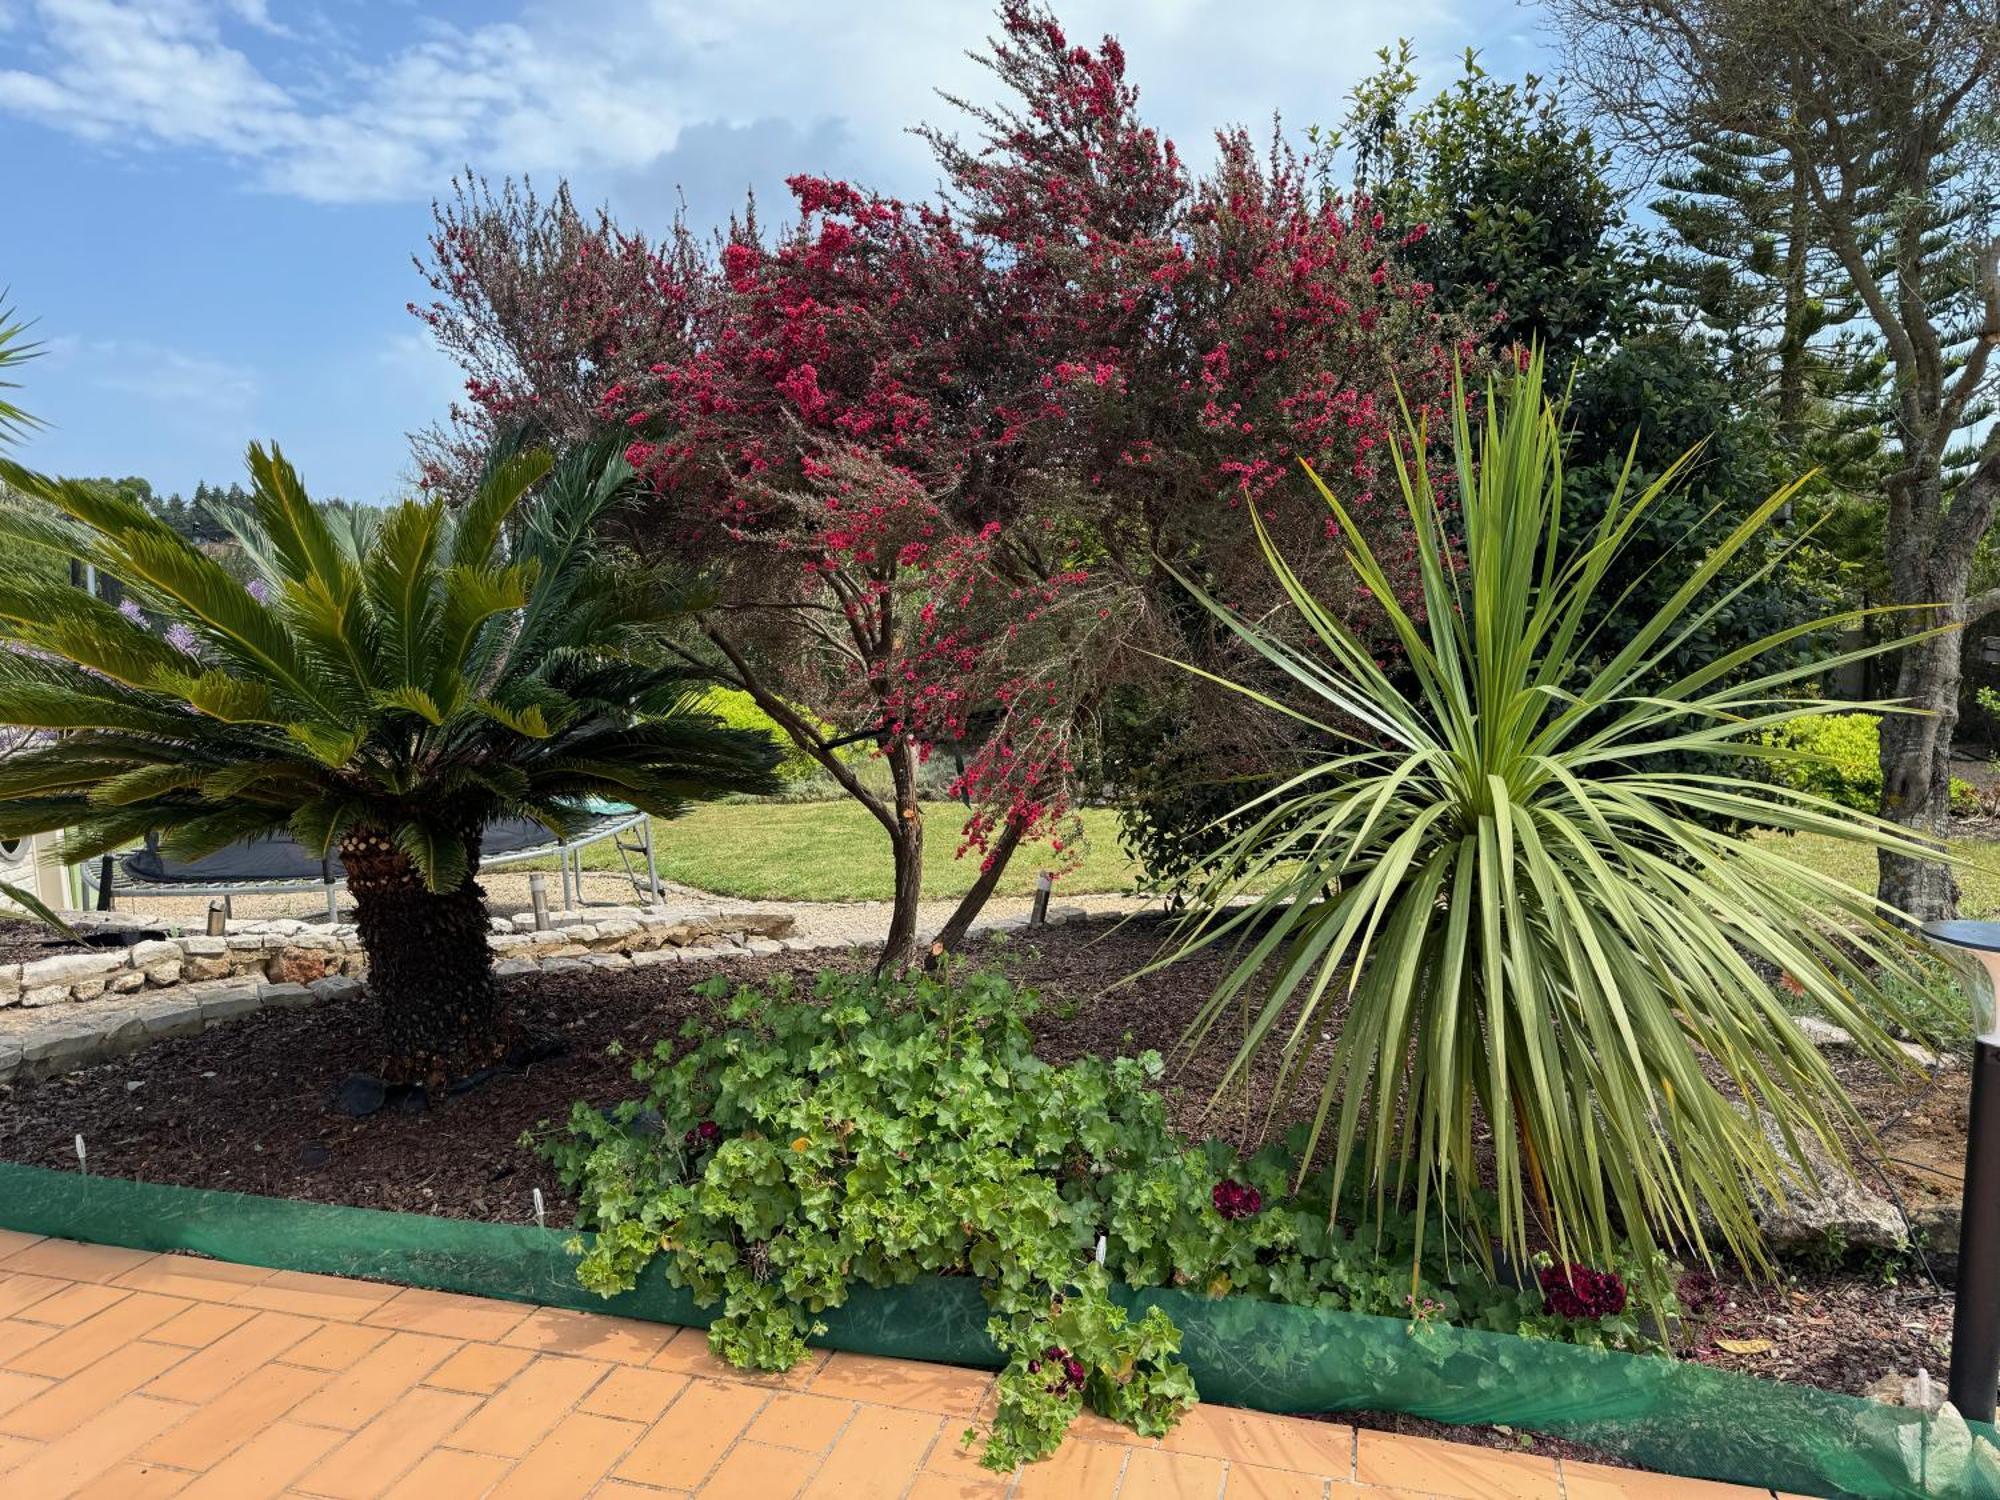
(82, 803, 661, 920)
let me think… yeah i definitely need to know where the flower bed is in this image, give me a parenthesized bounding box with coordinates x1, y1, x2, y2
(539, 966, 1675, 1469)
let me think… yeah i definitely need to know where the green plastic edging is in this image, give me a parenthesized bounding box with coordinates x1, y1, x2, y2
(0, 1161, 1990, 1499)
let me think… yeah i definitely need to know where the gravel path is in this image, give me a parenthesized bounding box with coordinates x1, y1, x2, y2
(89, 869, 1169, 947)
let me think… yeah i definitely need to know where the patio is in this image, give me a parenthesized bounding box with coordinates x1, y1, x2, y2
(0, 1228, 1774, 1500)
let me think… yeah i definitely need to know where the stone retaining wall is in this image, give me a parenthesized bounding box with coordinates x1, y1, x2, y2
(0, 902, 798, 1010)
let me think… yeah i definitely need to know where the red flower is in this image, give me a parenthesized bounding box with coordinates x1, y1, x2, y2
(1211, 1179, 1261, 1220)
(1538, 1263, 1627, 1320)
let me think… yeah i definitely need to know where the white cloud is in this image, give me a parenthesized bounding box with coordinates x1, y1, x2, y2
(0, 0, 1480, 206)
(44, 334, 258, 415)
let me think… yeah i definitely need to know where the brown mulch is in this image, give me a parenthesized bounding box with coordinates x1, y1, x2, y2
(0, 916, 1957, 1408)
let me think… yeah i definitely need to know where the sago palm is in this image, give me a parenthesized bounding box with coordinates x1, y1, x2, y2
(1159, 352, 1940, 1280)
(0, 439, 779, 1080)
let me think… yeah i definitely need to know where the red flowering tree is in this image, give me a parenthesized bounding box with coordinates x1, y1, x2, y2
(415, 4, 1466, 967)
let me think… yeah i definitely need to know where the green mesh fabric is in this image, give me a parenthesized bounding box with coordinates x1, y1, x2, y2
(0, 1162, 1990, 1498)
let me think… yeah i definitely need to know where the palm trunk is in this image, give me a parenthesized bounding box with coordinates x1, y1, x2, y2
(877, 737, 925, 972)
(340, 828, 501, 1083)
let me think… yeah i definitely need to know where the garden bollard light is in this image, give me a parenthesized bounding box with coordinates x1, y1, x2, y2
(95, 854, 113, 911)
(1919, 919, 2000, 1424)
(1031, 870, 1053, 925)
(206, 900, 226, 937)
(529, 873, 551, 931)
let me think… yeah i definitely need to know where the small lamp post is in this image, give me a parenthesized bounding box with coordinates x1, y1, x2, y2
(1919, 919, 2000, 1423)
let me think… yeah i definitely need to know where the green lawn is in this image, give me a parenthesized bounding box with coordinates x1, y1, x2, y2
(547, 799, 2000, 911)
(1750, 829, 2000, 916)
(564, 801, 1143, 903)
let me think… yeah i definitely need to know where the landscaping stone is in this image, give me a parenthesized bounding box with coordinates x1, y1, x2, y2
(20, 951, 126, 988)
(129, 940, 179, 966)
(139, 998, 207, 1038)
(20, 1014, 111, 1069)
(107, 971, 146, 995)
(266, 945, 334, 984)
(0, 1039, 22, 1080)
(308, 974, 365, 1004)
(494, 958, 539, 978)
(745, 937, 783, 956)
(584, 953, 632, 970)
(258, 982, 315, 1010)
(540, 956, 588, 973)
(1748, 1115, 1906, 1252)
(183, 955, 233, 981)
(197, 987, 261, 1023)
(142, 960, 184, 987)
(21, 984, 69, 1007)
(180, 937, 227, 956)
(629, 948, 679, 967)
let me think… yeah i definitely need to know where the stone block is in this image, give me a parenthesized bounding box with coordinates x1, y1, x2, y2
(539, 956, 587, 974)
(143, 961, 184, 988)
(258, 982, 315, 1010)
(21, 984, 68, 1007)
(198, 987, 261, 1022)
(307, 974, 364, 1004)
(494, 958, 540, 978)
(107, 970, 146, 994)
(591, 917, 642, 944)
(629, 948, 680, 968)
(129, 939, 181, 967)
(20, 950, 127, 987)
(0, 1039, 21, 1081)
(265, 946, 334, 985)
(745, 937, 783, 956)
(21, 1015, 110, 1070)
(583, 953, 632, 971)
(181, 936, 227, 957)
(139, 997, 208, 1038)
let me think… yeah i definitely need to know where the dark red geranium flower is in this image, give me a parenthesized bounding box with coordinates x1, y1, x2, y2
(1212, 1179, 1262, 1220)
(1538, 1262, 1628, 1320)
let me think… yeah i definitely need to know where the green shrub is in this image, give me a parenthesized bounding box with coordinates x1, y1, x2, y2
(539, 966, 1671, 1469)
(1764, 710, 1979, 818)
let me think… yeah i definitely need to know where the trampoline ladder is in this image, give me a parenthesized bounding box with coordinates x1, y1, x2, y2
(611, 818, 661, 903)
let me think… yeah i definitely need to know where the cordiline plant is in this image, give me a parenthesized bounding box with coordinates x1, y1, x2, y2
(0, 438, 778, 1080)
(1155, 351, 1942, 1282)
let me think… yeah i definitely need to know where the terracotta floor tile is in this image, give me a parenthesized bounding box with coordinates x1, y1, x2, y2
(10, 1290, 192, 1378)
(146, 1302, 259, 1349)
(144, 1310, 322, 1403)
(73, 1458, 197, 1497)
(579, 1365, 692, 1424)
(1558, 1460, 1767, 1500)
(0, 1237, 156, 1284)
(287, 1329, 458, 1430)
(1222, 1461, 1329, 1499)
(114, 1254, 280, 1302)
(140, 1360, 330, 1470)
(615, 1377, 770, 1490)
(231, 1269, 401, 1322)
(912, 1426, 1012, 1498)
(424, 1340, 538, 1395)
(11, 1280, 129, 1327)
(363, 1286, 537, 1343)
(176, 1418, 344, 1500)
(1354, 1430, 1561, 1500)
(0, 1319, 55, 1365)
(0, 1337, 189, 1440)
(276, 1321, 394, 1372)
(0, 1229, 46, 1260)
(742, 1390, 856, 1451)
(445, 1352, 610, 1458)
(595, 1484, 695, 1499)
(380, 1447, 516, 1499)
(0, 1429, 40, 1472)
(646, 1327, 798, 1388)
(806, 1352, 993, 1416)
(501, 1306, 678, 1365)
(697, 1437, 819, 1498)
(1011, 1438, 1129, 1500)
(906, 1472, 1012, 1500)
(0, 1273, 70, 1320)
(295, 1383, 483, 1498)
(1161, 1407, 1352, 1477)
(1121, 1446, 1228, 1499)
(485, 1411, 644, 1499)
(799, 1403, 944, 1497)
(0, 1392, 190, 1496)
(0, 1368, 54, 1419)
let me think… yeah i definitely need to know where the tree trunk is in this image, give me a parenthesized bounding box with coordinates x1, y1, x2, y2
(927, 815, 1027, 965)
(877, 737, 926, 972)
(1877, 533, 1970, 922)
(340, 828, 501, 1083)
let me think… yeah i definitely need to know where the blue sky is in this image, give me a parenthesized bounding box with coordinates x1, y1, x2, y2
(0, 0, 1549, 505)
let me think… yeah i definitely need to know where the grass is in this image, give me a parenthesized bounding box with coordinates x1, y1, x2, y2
(543, 799, 2000, 918)
(1747, 829, 2000, 917)
(559, 800, 1144, 903)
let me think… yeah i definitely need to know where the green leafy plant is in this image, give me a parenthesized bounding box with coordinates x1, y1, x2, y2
(1763, 710, 1978, 816)
(1151, 352, 1939, 1285)
(0, 438, 778, 1079)
(540, 965, 1669, 1469)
